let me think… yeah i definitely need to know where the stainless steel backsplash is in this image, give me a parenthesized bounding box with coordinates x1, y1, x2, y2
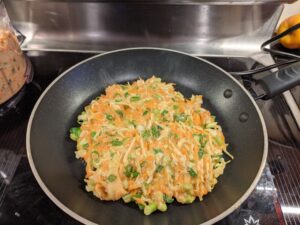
(3, 1, 288, 56)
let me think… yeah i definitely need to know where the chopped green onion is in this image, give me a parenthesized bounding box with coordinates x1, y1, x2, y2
(111, 139, 123, 146)
(114, 93, 121, 97)
(154, 94, 162, 100)
(153, 148, 163, 154)
(188, 168, 197, 177)
(151, 125, 162, 138)
(198, 147, 205, 159)
(138, 203, 145, 210)
(70, 127, 81, 141)
(161, 110, 168, 116)
(163, 194, 174, 204)
(82, 143, 89, 149)
(132, 171, 139, 178)
(91, 131, 97, 138)
(173, 105, 179, 110)
(124, 165, 134, 178)
(142, 130, 151, 139)
(193, 134, 207, 147)
(162, 117, 169, 122)
(144, 203, 157, 215)
(174, 113, 187, 122)
(130, 95, 141, 102)
(124, 92, 129, 98)
(143, 110, 149, 116)
(105, 114, 114, 121)
(124, 164, 139, 179)
(107, 174, 117, 182)
(115, 99, 123, 102)
(134, 192, 142, 198)
(120, 85, 127, 90)
(128, 120, 136, 128)
(155, 165, 164, 173)
(115, 110, 123, 118)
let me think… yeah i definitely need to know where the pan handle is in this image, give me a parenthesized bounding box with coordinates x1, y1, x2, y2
(257, 61, 300, 100)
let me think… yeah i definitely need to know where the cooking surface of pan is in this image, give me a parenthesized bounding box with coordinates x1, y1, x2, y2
(26, 48, 267, 225)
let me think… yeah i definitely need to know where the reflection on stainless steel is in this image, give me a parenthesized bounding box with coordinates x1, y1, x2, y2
(4, 1, 283, 56)
(281, 207, 300, 215)
(256, 186, 277, 191)
(283, 91, 300, 130)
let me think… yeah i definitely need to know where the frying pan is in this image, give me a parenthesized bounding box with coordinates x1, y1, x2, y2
(26, 48, 269, 225)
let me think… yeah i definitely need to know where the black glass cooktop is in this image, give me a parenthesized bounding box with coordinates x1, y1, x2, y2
(1, 52, 299, 225)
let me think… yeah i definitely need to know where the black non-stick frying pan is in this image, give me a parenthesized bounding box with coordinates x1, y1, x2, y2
(26, 48, 270, 225)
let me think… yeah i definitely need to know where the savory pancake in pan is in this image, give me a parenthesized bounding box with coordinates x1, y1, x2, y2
(70, 76, 232, 215)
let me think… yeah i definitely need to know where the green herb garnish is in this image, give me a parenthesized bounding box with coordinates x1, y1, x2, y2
(142, 130, 151, 139)
(130, 95, 141, 102)
(163, 194, 174, 204)
(198, 147, 205, 159)
(115, 110, 123, 118)
(161, 110, 168, 116)
(70, 127, 81, 141)
(132, 171, 139, 178)
(82, 143, 89, 149)
(105, 114, 114, 121)
(151, 125, 162, 138)
(107, 174, 117, 182)
(128, 120, 136, 128)
(124, 165, 134, 178)
(155, 165, 164, 173)
(112, 139, 123, 146)
(124, 165, 139, 179)
(91, 131, 97, 138)
(174, 114, 187, 122)
(153, 148, 163, 154)
(188, 168, 197, 177)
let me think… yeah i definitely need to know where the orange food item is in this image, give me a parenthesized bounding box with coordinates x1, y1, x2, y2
(70, 77, 233, 215)
(0, 29, 27, 104)
(277, 14, 300, 49)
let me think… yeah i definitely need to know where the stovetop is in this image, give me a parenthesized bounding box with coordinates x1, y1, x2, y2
(0, 51, 299, 225)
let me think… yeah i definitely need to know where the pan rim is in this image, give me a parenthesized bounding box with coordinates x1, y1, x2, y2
(26, 47, 268, 225)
